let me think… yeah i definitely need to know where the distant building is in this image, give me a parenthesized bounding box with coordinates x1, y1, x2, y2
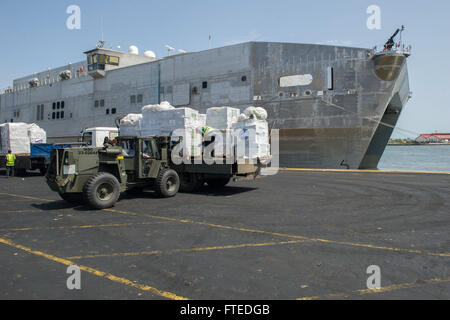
(415, 133, 450, 143)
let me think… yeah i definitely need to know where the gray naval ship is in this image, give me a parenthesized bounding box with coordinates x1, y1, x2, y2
(0, 29, 411, 169)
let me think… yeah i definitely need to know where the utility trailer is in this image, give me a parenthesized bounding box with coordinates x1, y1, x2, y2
(46, 136, 268, 209)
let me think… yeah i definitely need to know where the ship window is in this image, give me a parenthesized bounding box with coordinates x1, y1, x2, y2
(100, 99, 105, 107)
(111, 108, 117, 114)
(95, 100, 99, 107)
(61, 111, 64, 119)
(279, 74, 313, 87)
(61, 101, 65, 109)
(52, 112, 55, 119)
(53, 102, 56, 110)
(137, 94, 143, 103)
(106, 109, 110, 115)
(108, 56, 120, 65)
(57, 102, 60, 109)
(87, 54, 120, 70)
(130, 95, 136, 104)
(202, 81, 208, 89)
(36, 104, 45, 121)
(241, 76, 247, 82)
(97, 55, 107, 64)
(56, 112, 60, 119)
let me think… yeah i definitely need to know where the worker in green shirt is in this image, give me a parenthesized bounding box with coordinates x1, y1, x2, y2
(5, 150, 15, 178)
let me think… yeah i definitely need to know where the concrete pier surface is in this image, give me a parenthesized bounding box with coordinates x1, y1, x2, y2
(0, 169, 448, 299)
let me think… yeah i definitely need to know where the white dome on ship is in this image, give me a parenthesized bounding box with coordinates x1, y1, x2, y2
(144, 50, 156, 58)
(128, 45, 139, 55)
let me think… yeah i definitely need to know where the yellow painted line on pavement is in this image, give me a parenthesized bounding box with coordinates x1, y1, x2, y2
(66, 239, 308, 260)
(281, 168, 450, 175)
(297, 277, 450, 300)
(105, 208, 450, 258)
(2, 192, 450, 258)
(0, 192, 55, 202)
(0, 221, 168, 232)
(0, 208, 79, 214)
(0, 237, 188, 300)
(0, 210, 48, 214)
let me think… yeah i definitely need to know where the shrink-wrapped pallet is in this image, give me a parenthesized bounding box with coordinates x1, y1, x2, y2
(141, 102, 200, 136)
(119, 114, 143, 136)
(203, 129, 235, 160)
(232, 116, 270, 159)
(28, 123, 47, 144)
(171, 126, 203, 161)
(206, 106, 240, 129)
(0, 123, 31, 154)
(198, 114, 206, 127)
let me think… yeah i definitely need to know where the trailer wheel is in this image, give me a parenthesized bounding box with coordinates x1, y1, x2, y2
(155, 169, 180, 197)
(83, 172, 121, 209)
(179, 173, 202, 193)
(58, 192, 83, 205)
(206, 177, 231, 189)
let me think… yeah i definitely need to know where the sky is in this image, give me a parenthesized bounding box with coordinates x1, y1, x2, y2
(0, 0, 449, 138)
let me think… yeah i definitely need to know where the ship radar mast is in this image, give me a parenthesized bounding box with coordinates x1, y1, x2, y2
(96, 40, 105, 49)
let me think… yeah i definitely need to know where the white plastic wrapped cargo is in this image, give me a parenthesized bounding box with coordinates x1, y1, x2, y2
(27, 123, 47, 144)
(141, 103, 200, 137)
(0, 123, 31, 154)
(232, 119, 269, 145)
(232, 119, 270, 159)
(204, 129, 235, 160)
(206, 107, 240, 129)
(119, 114, 143, 136)
(243, 106, 268, 120)
(171, 127, 203, 161)
(198, 114, 206, 127)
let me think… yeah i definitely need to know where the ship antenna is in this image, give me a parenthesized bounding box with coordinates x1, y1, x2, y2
(101, 15, 104, 42)
(399, 25, 405, 48)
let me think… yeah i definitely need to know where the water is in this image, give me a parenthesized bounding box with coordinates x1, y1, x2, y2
(378, 145, 450, 171)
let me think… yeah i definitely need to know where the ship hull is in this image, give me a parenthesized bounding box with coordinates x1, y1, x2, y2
(0, 42, 410, 169)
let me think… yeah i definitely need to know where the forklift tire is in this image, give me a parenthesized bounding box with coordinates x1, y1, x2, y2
(58, 192, 83, 205)
(206, 177, 231, 189)
(83, 172, 121, 209)
(154, 169, 180, 197)
(179, 173, 203, 193)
